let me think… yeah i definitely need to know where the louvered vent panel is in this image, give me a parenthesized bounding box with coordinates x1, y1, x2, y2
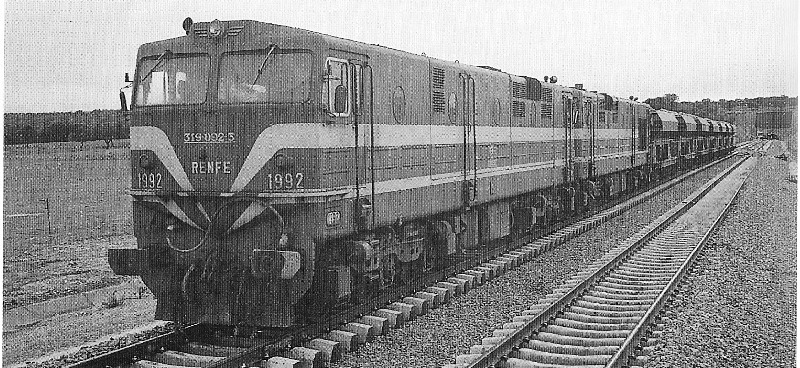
(227, 26, 244, 36)
(432, 90, 445, 112)
(193, 26, 244, 37)
(542, 87, 553, 103)
(432, 68, 445, 89)
(512, 101, 526, 117)
(541, 88, 553, 119)
(512, 82, 527, 99)
(431, 67, 445, 113)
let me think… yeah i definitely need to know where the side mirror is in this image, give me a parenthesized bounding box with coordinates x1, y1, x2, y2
(334, 85, 348, 114)
(125, 73, 131, 83)
(119, 90, 128, 111)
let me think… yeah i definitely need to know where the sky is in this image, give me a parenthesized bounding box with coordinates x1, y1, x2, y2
(3, 0, 798, 113)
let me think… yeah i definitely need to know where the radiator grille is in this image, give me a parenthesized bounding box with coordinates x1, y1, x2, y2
(432, 68, 445, 89)
(541, 88, 553, 119)
(431, 67, 445, 113)
(432, 90, 445, 112)
(512, 82, 527, 99)
(512, 101, 526, 117)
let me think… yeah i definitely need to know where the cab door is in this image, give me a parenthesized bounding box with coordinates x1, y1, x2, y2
(324, 54, 372, 229)
(459, 73, 476, 206)
(586, 97, 596, 179)
(562, 93, 575, 184)
(349, 59, 373, 229)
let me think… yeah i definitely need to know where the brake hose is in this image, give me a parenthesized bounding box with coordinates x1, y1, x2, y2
(166, 198, 285, 253)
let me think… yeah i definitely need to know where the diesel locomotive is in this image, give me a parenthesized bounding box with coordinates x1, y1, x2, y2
(109, 18, 736, 328)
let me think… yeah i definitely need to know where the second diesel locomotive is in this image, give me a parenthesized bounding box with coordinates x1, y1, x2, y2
(109, 19, 736, 328)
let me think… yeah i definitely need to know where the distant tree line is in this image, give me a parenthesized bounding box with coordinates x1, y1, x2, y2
(4, 109, 128, 146)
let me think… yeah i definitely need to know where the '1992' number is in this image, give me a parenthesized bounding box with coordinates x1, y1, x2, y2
(266, 173, 304, 189)
(137, 172, 163, 189)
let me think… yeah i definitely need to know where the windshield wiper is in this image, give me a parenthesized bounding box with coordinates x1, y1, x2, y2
(251, 45, 277, 86)
(138, 50, 173, 83)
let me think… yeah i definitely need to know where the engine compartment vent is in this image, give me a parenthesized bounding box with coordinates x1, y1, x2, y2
(512, 82, 527, 100)
(432, 68, 445, 90)
(512, 101, 526, 117)
(432, 90, 445, 113)
(431, 67, 446, 113)
(541, 87, 553, 119)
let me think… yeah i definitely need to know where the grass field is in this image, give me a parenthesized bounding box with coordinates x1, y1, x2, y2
(3, 140, 135, 308)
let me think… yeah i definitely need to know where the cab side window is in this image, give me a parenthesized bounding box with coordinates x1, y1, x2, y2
(325, 58, 350, 116)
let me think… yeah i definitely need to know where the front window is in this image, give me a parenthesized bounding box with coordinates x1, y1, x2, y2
(218, 50, 312, 104)
(135, 54, 209, 106)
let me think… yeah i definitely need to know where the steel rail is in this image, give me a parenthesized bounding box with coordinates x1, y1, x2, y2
(66, 324, 202, 368)
(606, 157, 748, 367)
(462, 155, 748, 368)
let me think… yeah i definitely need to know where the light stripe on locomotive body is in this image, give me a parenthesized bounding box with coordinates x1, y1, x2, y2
(130, 121, 643, 233)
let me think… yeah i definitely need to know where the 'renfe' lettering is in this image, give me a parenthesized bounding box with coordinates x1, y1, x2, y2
(191, 161, 232, 174)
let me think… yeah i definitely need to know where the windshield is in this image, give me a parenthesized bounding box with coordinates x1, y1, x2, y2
(218, 50, 312, 104)
(135, 54, 210, 106)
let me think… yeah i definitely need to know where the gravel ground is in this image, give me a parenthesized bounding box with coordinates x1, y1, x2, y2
(2, 297, 158, 366)
(4, 235, 136, 309)
(647, 148, 796, 367)
(331, 159, 737, 368)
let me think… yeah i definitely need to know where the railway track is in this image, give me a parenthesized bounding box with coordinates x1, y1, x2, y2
(64, 151, 752, 368)
(445, 154, 755, 368)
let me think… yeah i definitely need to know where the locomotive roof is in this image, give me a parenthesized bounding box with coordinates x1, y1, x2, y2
(138, 19, 646, 104)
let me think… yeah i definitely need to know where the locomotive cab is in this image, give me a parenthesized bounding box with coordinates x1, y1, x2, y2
(111, 20, 348, 327)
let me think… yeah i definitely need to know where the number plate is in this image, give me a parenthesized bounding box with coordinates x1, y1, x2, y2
(266, 173, 304, 190)
(184, 132, 235, 144)
(136, 172, 163, 189)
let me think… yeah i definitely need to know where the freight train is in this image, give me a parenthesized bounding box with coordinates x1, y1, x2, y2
(109, 18, 736, 328)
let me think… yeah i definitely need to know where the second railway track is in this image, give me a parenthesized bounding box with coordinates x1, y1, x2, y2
(446, 154, 756, 368)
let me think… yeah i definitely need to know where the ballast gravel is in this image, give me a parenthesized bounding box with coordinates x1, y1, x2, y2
(12, 319, 173, 368)
(331, 158, 737, 368)
(3, 298, 159, 366)
(646, 149, 796, 367)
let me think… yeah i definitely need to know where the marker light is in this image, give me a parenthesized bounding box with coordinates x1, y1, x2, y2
(208, 19, 223, 38)
(139, 152, 153, 169)
(182, 17, 193, 34)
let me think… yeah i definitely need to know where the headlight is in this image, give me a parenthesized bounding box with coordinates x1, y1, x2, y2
(326, 211, 341, 226)
(208, 19, 223, 38)
(139, 152, 153, 169)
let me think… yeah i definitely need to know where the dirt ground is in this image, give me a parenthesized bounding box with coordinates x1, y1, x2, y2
(3, 140, 134, 308)
(3, 298, 158, 365)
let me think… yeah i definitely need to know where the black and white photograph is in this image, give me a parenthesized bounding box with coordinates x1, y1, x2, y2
(3, 1, 797, 367)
